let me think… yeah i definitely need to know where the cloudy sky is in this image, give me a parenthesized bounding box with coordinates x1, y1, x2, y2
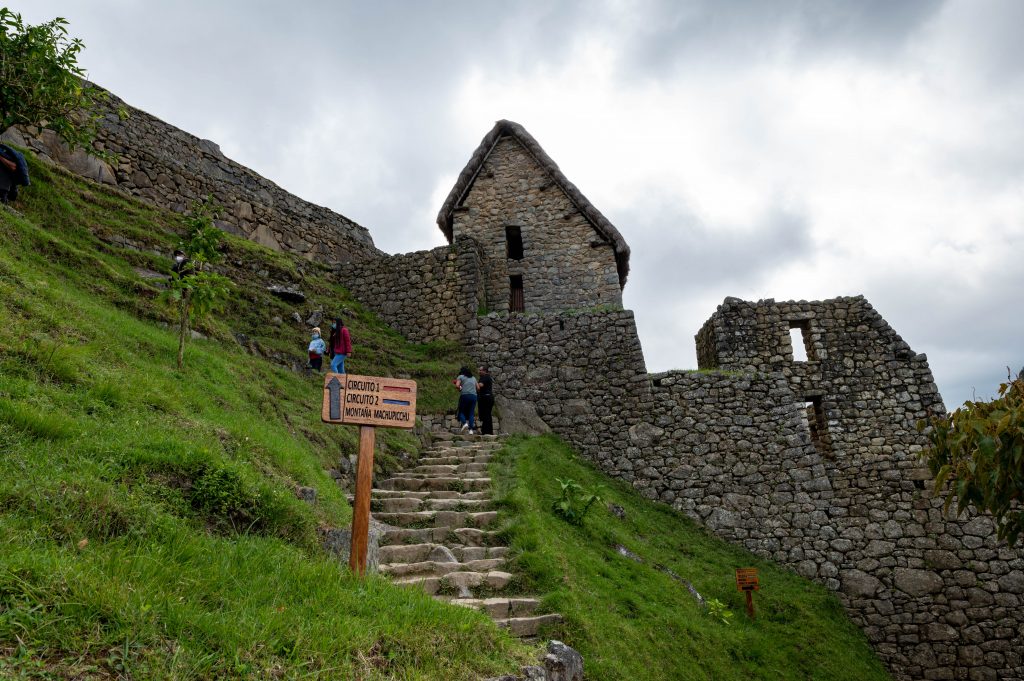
(15, 0, 1024, 408)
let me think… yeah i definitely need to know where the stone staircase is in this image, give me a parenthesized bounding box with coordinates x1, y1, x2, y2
(366, 431, 561, 638)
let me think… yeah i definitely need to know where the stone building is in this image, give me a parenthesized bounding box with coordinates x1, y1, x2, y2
(436, 120, 630, 315)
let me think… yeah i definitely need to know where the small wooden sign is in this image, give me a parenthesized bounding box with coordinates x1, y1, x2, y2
(320, 372, 418, 578)
(735, 568, 759, 592)
(736, 567, 759, 619)
(321, 373, 417, 429)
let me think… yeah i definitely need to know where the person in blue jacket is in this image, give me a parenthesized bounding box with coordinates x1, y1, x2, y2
(307, 327, 327, 372)
(0, 144, 30, 204)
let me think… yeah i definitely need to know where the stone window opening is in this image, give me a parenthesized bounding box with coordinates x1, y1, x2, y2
(788, 321, 815, 362)
(803, 396, 832, 457)
(505, 225, 524, 260)
(509, 275, 525, 312)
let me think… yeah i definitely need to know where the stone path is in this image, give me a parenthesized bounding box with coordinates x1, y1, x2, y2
(369, 431, 561, 638)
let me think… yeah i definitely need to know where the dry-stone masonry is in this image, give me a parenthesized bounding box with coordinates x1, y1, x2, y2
(463, 296, 1024, 680)
(333, 240, 485, 343)
(5, 86, 378, 264)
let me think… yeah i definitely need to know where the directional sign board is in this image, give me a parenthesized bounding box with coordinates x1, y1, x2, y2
(321, 373, 417, 429)
(735, 568, 760, 592)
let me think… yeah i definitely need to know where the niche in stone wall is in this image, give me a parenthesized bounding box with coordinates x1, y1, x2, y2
(788, 320, 816, 362)
(505, 225, 524, 260)
(803, 396, 832, 457)
(510, 275, 525, 312)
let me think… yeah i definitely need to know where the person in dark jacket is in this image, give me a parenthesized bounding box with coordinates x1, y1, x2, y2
(0, 143, 30, 204)
(171, 250, 195, 279)
(477, 365, 494, 435)
(328, 318, 353, 374)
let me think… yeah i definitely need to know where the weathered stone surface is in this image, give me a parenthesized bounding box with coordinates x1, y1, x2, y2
(494, 395, 551, 435)
(320, 523, 383, 572)
(894, 568, 944, 597)
(543, 641, 584, 681)
(842, 569, 882, 598)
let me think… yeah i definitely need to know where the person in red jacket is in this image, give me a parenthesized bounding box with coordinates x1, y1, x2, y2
(328, 317, 353, 373)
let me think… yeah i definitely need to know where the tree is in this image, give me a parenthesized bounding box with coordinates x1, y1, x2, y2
(919, 369, 1024, 546)
(163, 200, 233, 369)
(0, 9, 107, 152)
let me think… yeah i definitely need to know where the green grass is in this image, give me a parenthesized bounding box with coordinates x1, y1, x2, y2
(0, 154, 531, 678)
(491, 435, 891, 681)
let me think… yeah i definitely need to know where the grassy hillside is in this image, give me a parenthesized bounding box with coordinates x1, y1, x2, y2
(0, 154, 530, 679)
(491, 436, 891, 681)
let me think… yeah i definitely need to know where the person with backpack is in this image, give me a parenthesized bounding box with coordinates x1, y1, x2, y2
(328, 318, 353, 374)
(307, 327, 326, 372)
(454, 366, 478, 435)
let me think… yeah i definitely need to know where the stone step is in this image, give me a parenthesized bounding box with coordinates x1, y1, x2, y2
(380, 557, 506, 578)
(376, 476, 490, 492)
(379, 542, 459, 564)
(445, 597, 541, 619)
(373, 510, 498, 529)
(370, 497, 493, 513)
(364, 489, 489, 501)
(495, 614, 563, 638)
(393, 470, 490, 480)
(418, 455, 492, 466)
(379, 527, 501, 547)
(408, 462, 490, 476)
(393, 570, 513, 597)
(379, 543, 509, 566)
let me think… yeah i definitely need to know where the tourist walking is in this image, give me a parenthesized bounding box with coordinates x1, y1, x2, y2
(477, 365, 494, 435)
(328, 318, 353, 374)
(307, 327, 326, 372)
(455, 366, 478, 434)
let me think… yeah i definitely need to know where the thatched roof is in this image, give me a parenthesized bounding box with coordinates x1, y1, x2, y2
(436, 120, 631, 288)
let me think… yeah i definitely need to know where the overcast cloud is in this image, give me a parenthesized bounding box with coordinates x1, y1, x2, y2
(13, 0, 1024, 408)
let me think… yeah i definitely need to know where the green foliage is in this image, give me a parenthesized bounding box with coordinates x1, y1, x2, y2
(0, 9, 107, 153)
(705, 598, 734, 625)
(159, 199, 233, 369)
(551, 476, 602, 525)
(179, 198, 225, 267)
(919, 369, 1024, 546)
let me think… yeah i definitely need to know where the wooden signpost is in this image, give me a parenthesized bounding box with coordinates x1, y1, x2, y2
(735, 567, 760, 619)
(321, 373, 417, 576)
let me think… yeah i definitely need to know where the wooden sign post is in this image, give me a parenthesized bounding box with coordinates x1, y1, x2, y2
(735, 568, 760, 619)
(321, 373, 417, 576)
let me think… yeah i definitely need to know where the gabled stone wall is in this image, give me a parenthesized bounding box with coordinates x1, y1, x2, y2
(452, 136, 622, 314)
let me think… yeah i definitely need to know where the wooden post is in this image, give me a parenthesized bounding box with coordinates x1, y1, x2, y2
(745, 590, 755, 619)
(349, 425, 376, 576)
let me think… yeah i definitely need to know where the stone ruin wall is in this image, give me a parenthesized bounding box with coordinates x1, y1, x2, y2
(466, 296, 1023, 680)
(334, 240, 485, 344)
(690, 296, 1024, 681)
(4, 87, 379, 265)
(452, 136, 622, 315)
